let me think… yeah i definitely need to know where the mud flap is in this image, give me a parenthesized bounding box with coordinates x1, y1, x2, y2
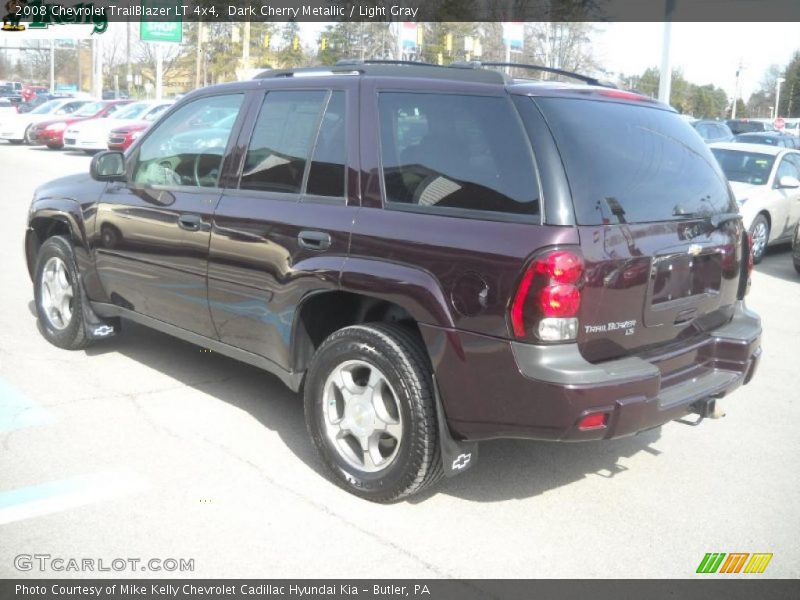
(80, 287, 118, 341)
(432, 375, 478, 477)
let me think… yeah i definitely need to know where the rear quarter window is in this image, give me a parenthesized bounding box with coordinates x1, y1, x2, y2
(534, 97, 736, 224)
(378, 92, 540, 218)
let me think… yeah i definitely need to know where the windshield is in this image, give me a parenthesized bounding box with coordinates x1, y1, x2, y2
(72, 101, 106, 117)
(30, 100, 61, 115)
(532, 97, 736, 224)
(114, 102, 151, 120)
(710, 148, 776, 185)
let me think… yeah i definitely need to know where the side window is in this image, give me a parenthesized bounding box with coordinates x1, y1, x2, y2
(378, 92, 540, 216)
(132, 94, 243, 188)
(695, 124, 711, 140)
(306, 91, 346, 198)
(776, 155, 800, 184)
(240, 91, 327, 193)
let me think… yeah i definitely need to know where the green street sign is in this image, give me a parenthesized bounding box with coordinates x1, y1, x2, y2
(140, 1, 182, 43)
(140, 21, 182, 43)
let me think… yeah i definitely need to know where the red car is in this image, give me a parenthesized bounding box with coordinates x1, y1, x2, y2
(28, 100, 131, 149)
(107, 121, 150, 151)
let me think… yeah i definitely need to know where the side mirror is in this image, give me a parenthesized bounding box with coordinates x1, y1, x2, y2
(778, 175, 800, 189)
(90, 151, 126, 181)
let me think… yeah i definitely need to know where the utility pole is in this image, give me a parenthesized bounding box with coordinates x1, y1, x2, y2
(657, 0, 676, 104)
(126, 21, 132, 96)
(92, 35, 103, 98)
(155, 44, 163, 100)
(775, 77, 786, 119)
(242, 22, 250, 68)
(195, 22, 203, 89)
(732, 61, 743, 119)
(49, 40, 55, 94)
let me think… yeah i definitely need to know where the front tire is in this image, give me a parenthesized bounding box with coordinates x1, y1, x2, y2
(33, 236, 89, 350)
(750, 214, 770, 264)
(304, 323, 443, 503)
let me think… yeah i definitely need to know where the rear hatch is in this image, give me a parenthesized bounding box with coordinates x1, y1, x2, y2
(533, 95, 745, 363)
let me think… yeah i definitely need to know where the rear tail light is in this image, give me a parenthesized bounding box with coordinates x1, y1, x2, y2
(510, 249, 584, 342)
(746, 233, 754, 278)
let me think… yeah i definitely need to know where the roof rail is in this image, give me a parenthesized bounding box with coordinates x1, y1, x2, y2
(256, 60, 507, 85)
(451, 61, 612, 87)
(335, 58, 438, 67)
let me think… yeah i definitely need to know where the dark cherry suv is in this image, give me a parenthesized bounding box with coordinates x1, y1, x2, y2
(26, 61, 762, 502)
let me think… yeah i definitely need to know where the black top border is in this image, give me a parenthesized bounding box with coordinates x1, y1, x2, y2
(4, 0, 800, 24)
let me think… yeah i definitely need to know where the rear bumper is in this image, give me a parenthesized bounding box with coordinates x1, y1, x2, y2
(423, 301, 761, 442)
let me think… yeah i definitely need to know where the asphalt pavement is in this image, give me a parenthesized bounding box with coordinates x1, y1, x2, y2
(0, 143, 798, 579)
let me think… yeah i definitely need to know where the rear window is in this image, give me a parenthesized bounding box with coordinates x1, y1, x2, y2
(378, 92, 540, 218)
(535, 98, 736, 224)
(710, 149, 775, 185)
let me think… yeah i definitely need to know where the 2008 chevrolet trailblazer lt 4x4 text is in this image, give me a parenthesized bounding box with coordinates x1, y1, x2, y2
(26, 61, 762, 502)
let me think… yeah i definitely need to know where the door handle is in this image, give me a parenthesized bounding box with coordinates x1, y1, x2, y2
(178, 214, 210, 232)
(298, 230, 331, 251)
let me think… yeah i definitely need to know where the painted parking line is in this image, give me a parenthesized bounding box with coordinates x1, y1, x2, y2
(0, 380, 53, 433)
(0, 469, 147, 526)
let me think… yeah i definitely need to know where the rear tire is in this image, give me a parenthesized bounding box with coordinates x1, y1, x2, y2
(304, 323, 443, 503)
(33, 236, 89, 350)
(749, 214, 770, 264)
(24, 126, 35, 145)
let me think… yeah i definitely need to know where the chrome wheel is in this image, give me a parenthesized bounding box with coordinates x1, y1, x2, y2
(322, 360, 403, 473)
(752, 220, 768, 259)
(40, 256, 74, 330)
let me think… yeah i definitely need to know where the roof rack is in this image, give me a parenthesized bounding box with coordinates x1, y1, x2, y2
(255, 59, 507, 85)
(451, 61, 611, 87)
(335, 58, 438, 67)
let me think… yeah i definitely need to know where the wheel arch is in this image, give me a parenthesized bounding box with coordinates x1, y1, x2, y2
(292, 290, 432, 376)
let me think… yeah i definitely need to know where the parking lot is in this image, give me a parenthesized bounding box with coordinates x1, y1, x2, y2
(0, 142, 798, 578)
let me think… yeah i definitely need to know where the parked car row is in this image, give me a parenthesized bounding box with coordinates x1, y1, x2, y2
(0, 98, 172, 153)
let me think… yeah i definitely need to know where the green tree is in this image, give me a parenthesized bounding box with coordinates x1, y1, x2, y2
(779, 52, 800, 117)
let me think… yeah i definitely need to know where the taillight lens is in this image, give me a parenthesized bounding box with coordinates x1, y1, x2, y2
(746, 233, 754, 277)
(539, 285, 581, 317)
(510, 249, 584, 342)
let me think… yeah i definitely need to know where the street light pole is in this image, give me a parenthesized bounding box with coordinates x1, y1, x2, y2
(775, 77, 786, 120)
(657, 0, 676, 104)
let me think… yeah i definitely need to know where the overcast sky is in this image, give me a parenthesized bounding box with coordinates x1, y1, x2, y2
(10, 21, 798, 101)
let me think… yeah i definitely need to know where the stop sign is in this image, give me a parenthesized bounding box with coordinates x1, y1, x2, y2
(775, 117, 786, 130)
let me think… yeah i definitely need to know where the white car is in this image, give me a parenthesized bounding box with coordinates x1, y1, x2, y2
(0, 98, 92, 144)
(63, 101, 172, 153)
(710, 142, 800, 263)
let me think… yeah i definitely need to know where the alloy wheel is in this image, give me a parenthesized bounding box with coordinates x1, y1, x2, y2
(321, 360, 403, 473)
(40, 256, 74, 330)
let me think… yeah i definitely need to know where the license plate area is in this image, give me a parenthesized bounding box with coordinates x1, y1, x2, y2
(651, 253, 721, 305)
(644, 251, 722, 328)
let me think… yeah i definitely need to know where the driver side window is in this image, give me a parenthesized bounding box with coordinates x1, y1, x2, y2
(133, 94, 243, 188)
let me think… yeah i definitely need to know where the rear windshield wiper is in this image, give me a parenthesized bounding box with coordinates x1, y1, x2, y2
(710, 212, 742, 227)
